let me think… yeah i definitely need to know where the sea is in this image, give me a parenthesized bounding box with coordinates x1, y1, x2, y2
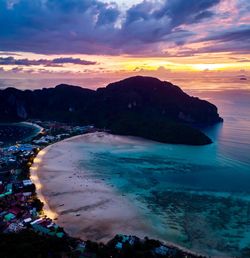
(75, 81, 250, 257)
(1, 77, 250, 257)
(0, 122, 41, 147)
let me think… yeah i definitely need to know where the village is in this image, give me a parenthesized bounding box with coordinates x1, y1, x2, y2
(0, 121, 96, 255)
(0, 121, 204, 258)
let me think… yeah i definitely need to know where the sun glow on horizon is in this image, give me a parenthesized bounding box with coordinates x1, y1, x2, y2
(0, 50, 249, 91)
(191, 63, 241, 71)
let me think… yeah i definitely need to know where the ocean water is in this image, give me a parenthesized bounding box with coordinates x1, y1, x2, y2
(1, 78, 249, 256)
(76, 89, 250, 257)
(0, 123, 41, 146)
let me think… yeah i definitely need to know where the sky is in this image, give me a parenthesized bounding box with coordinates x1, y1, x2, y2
(0, 0, 249, 89)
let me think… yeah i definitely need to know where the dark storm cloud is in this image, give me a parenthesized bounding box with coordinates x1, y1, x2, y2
(50, 58, 97, 65)
(0, 56, 97, 66)
(194, 26, 250, 54)
(204, 27, 250, 42)
(0, 57, 44, 66)
(154, 0, 220, 25)
(121, 0, 219, 44)
(0, 0, 225, 55)
(0, 0, 122, 54)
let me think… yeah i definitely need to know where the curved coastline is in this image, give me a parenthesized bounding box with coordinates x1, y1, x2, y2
(0, 122, 43, 147)
(30, 133, 157, 242)
(20, 121, 44, 134)
(30, 132, 206, 257)
(20, 121, 44, 142)
(30, 144, 58, 220)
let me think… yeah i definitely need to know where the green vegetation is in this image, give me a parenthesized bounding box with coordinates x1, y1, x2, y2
(109, 114, 212, 145)
(0, 76, 222, 145)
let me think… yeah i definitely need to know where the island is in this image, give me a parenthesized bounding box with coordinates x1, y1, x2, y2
(0, 76, 222, 146)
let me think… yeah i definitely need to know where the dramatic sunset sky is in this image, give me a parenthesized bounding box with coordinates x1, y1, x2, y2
(0, 0, 249, 89)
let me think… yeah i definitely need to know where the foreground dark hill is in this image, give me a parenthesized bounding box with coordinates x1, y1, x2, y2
(0, 76, 222, 145)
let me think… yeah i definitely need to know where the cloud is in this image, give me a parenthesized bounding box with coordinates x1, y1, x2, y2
(163, 49, 196, 57)
(204, 26, 250, 43)
(0, 0, 223, 55)
(52, 57, 97, 65)
(0, 57, 43, 66)
(0, 56, 97, 66)
(237, 59, 250, 63)
(154, 0, 220, 26)
(157, 66, 171, 73)
(120, 0, 219, 45)
(11, 67, 23, 73)
(191, 26, 250, 54)
(0, 51, 21, 56)
(0, 0, 249, 58)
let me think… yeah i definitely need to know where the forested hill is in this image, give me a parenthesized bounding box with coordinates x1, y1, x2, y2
(0, 76, 223, 145)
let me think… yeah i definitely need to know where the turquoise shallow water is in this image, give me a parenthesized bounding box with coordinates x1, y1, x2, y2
(1, 87, 249, 256)
(77, 90, 250, 257)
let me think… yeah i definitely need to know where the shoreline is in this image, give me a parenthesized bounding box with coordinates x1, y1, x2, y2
(0, 122, 43, 147)
(20, 121, 44, 142)
(20, 121, 44, 134)
(30, 132, 206, 257)
(30, 144, 58, 220)
(30, 133, 99, 220)
(31, 133, 156, 242)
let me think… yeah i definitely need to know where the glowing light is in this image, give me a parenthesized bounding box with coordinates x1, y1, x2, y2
(29, 148, 58, 220)
(191, 63, 233, 71)
(39, 150, 47, 157)
(30, 174, 39, 182)
(33, 157, 41, 164)
(35, 183, 42, 190)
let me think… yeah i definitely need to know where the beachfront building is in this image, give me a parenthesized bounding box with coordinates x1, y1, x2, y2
(31, 218, 65, 238)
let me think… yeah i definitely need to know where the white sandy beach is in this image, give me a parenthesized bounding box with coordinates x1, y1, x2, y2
(30, 132, 211, 257)
(30, 133, 155, 242)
